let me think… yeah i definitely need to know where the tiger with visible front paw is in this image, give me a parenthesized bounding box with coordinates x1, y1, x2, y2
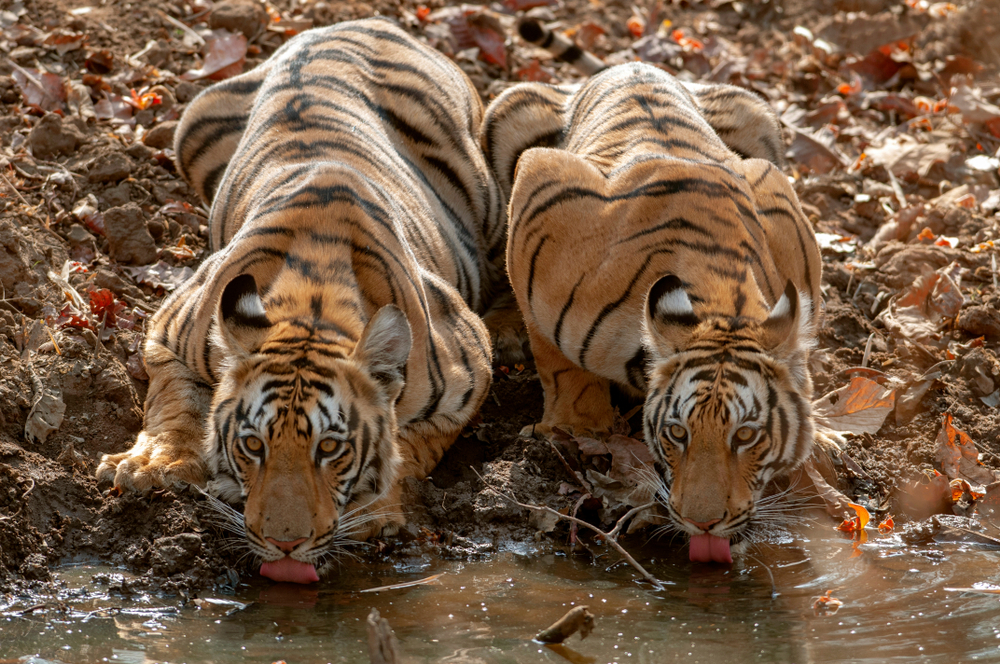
(97, 18, 504, 582)
(484, 57, 822, 563)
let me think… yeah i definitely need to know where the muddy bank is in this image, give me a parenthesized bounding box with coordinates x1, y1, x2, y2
(0, 0, 998, 594)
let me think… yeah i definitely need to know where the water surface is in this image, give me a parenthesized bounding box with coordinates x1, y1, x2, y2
(4, 521, 1000, 663)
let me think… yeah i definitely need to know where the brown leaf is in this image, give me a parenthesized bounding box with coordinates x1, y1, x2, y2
(934, 413, 998, 486)
(11, 65, 66, 112)
(467, 11, 506, 69)
(182, 29, 247, 81)
(785, 126, 847, 174)
(880, 261, 963, 347)
(813, 376, 895, 435)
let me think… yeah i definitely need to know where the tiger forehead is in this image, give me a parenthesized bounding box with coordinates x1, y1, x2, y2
(238, 369, 349, 435)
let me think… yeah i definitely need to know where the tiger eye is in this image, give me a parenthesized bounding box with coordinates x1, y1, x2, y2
(669, 424, 687, 441)
(244, 436, 263, 453)
(319, 439, 339, 454)
(735, 426, 755, 442)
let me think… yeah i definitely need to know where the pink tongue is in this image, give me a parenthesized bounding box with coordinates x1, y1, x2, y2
(260, 557, 319, 584)
(689, 534, 733, 564)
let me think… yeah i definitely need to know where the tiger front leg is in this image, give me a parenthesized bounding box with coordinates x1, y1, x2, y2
(96, 345, 211, 492)
(521, 323, 615, 439)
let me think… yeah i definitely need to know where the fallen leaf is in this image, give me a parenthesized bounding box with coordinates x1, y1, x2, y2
(812, 590, 843, 616)
(878, 515, 895, 534)
(812, 376, 895, 435)
(935, 413, 998, 486)
(880, 262, 963, 347)
(949, 85, 1000, 124)
(467, 11, 506, 68)
(866, 135, 953, 179)
(515, 59, 552, 82)
(785, 126, 847, 174)
(182, 30, 247, 81)
(11, 64, 66, 112)
(124, 260, 195, 291)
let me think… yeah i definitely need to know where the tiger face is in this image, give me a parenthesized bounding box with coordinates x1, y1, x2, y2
(205, 275, 411, 581)
(641, 275, 815, 562)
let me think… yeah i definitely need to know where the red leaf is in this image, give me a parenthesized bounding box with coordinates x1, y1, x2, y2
(182, 30, 248, 81)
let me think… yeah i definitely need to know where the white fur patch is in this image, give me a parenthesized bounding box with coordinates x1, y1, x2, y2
(237, 292, 267, 318)
(768, 292, 790, 320)
(655, 288, 694, 319)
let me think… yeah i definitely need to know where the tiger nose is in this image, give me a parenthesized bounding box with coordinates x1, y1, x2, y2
(266, 537, 308, 553)
(684, 517, 722, 532)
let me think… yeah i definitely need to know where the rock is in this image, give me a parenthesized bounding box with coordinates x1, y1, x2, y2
(66, 223, 97, 263)
(28, 113, 81, 158)
(143, 121, 179, 150)
(88, 151, 133, 183)
(209, 0, 267, 38)
(101, 182, 131, 208)
(958, 305, 1000, 341)
(174, 80, 202, 103)
(125, 142, 154, 162)
(24, 386, 65, 445)
(19, 553, 51, 581)
(103, 203, 158, 265)
(150, 533, 202, 576)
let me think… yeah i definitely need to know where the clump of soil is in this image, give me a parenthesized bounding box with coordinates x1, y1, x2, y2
(0, 0, 997, 593)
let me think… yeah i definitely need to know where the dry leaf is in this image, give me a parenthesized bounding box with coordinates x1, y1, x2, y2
(813, 376, 895, 435)
(11, 65, 66, 112)
(124, 261, 194, 291)
(182, 30, 247, 81)
(934, 413, 998, 486)
(880, 262, 963, 347)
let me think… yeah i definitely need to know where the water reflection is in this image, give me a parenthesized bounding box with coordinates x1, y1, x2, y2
(4, 520, 1000, 663)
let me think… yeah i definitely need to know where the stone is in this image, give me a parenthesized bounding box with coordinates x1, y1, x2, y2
(142, 121, 179, 150)
(125, 142, 154, 162)
(174, 81, 202, 103)
(88, 151, 133, 183)
(28, 113, 81, 158)
(209, 0, 267, 38)
(101, 182, 131, 208)
(958, 305, 1000, 341)
(103, 203, 158, 265)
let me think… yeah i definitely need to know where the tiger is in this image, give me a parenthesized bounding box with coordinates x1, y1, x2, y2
(96, 18, 504, 583)
(483, 51, 823, 563)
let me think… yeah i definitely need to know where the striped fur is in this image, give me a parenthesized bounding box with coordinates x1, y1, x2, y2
(97, 19, 502, 572)
(486, 62, 822, 549)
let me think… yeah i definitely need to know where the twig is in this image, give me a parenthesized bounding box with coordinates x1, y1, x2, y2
(359, 573, 445, 594)
(606, 501, 657, 541)
(0, 170, 30, 207)
(548, 439, 593, 493)
(886, 169, 907, 210)
(367, 608, 402, 664)
(536, 605, 595, 643)
(157, 9, 206, 46)
(747, 554, 778, 600)
(860, 332, 875, 369)
(488, 486, 667, 590)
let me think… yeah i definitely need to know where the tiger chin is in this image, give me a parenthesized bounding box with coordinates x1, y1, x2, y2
(486, 60, 823, 564)
(96, 19, 503, 584)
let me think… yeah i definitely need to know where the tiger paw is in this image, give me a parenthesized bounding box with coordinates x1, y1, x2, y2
(96, 430, 207, 493)
(518, 422, 608, 440)
(813, 425, 847, 457)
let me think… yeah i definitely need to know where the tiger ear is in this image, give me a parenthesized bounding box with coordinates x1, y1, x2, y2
(353, 305, 412, 394)
(218, 274, 272, 355)
(643, 274, 700, 356)
(760, 280, 803, 355)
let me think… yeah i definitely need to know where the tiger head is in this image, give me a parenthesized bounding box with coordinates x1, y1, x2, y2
(204, 274, 411, 581)
(641, 274, 816, 563)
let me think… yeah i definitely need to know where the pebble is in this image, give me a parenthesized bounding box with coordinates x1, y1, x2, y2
(209, 0, 267, 38)
(958, 305, 1000, 341)
(88, 151, 133, 183)
(28, 113, 81, 158)
(103, 203, 158, 265)
(143, 121, 179, 150)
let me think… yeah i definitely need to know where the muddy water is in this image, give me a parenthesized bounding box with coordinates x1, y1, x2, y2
(4, 522, 1000, 663)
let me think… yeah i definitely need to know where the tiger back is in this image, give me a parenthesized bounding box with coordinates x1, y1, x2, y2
(97, 18, 501, 582)
(485, 62, 822, 562)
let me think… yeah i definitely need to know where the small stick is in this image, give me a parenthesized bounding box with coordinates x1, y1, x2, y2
(606, 501, 657, 541)
(536, 605, 595, 644)
(490, 488, 667, 590)
(0, 170, 30, 207)
(366, 608, 402, 664)
(860, 332, 875, 369)
(157, 9, 206, 46)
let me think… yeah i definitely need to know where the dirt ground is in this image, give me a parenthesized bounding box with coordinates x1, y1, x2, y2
(0, 0, 998, 593)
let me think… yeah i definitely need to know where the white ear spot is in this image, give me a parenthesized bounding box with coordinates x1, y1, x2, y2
(237, 292, 266, 318)
(656, 288, 694, 319)
(767, 292, 790, 320)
